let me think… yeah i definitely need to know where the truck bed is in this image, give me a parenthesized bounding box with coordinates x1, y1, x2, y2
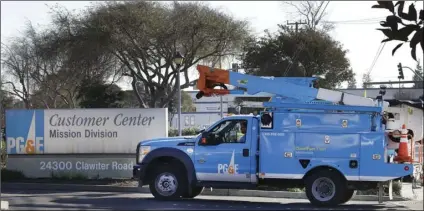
(258, 111, 383, 181)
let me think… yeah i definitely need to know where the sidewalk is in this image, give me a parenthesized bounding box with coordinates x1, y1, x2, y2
(1, 182, 416, 202)
(1, 201, 9, 210)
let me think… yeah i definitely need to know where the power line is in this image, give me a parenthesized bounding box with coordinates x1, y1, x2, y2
(325, 17, 385, 23)
(283, 20, 307, 76)
(324, 21, 380, 25)
(367, 42, 386, 76)
(315, 1, 325, 19)
(330, 22, 380, 25)
(322, 16, 385, 25)
(316, 1, 330, 23)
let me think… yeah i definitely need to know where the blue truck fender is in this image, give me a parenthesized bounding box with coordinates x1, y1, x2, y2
(140, 147, 197, 186)
(303, 164, 348, 181)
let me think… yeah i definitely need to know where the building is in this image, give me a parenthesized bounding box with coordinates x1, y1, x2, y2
(169, 91, 272, 130)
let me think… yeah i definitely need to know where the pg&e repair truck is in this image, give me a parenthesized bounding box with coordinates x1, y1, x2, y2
(133, 65, 419, 206)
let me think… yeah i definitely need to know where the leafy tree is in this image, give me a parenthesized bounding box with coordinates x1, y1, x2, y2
(372, 1, 423, 60)
(47, 1, 249, 109)
(240, 25, 354, 89)
(77, 79, 126, 108)
(347, 76, 357, 89)
(167, 91, 196, 125)
(181, 91, 196, 112)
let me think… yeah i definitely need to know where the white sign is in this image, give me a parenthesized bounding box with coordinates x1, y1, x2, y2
(6, 108, 168, 154)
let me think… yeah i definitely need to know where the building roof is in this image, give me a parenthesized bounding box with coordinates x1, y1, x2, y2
(385, 99, 424, 110)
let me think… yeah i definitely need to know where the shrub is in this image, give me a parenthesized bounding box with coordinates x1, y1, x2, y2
(357, 180, 402, 196)
(168, 127, 201, 137)
(1, 169, 26, 181)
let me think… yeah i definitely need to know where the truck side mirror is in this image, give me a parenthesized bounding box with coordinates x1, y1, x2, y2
(200, 137, 207, 145)
(199, 132, 209, 145)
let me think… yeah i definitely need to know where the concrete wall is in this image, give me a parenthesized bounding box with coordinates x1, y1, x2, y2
(6, 154, 135, 179)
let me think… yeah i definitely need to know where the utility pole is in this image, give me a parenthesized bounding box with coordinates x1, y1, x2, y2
(397, 63, 404, 96)
(286, 20, 307, 76)
(287, 20, 307, 33)
(219, 57, 223, 118)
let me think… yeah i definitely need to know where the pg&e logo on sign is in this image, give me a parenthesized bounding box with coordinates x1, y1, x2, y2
(6, 110, 44, 154)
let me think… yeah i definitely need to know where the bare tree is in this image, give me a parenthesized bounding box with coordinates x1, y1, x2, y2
(1, 37, 34, 108)
(48, 1, 250, 108)
(362, 73, 373, 88)
(282, 1, 334, 32)
(2, 15, 123, 109)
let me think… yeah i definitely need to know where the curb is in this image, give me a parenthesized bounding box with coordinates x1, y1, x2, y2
(1, 182, 409, 202)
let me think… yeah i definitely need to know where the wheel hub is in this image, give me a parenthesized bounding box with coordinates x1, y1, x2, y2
(311, 177, 336, 202)
(155, 173, 178, 196)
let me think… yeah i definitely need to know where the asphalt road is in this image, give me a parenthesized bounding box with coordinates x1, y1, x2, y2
(1, 189, 422, 210)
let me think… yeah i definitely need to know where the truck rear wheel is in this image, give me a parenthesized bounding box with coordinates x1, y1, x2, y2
(305, 170, 347, 207)
(148, 164, 187, 200)
(182, 187, 204, 198)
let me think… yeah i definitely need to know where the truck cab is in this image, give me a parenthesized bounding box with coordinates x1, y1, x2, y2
(133, 115, 259, 199)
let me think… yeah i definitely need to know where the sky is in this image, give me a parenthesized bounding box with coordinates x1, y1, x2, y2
(1, 1, 423, 91)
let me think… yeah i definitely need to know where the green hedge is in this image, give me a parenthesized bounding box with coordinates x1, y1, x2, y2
(168, 127, 202, 137)
(1, 169, 26, 181)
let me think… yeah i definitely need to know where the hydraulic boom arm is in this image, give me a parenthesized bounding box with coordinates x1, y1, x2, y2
(195, 65, 376, 107)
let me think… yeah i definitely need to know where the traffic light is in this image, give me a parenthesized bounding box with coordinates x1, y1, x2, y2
(397, 63, 404, 80)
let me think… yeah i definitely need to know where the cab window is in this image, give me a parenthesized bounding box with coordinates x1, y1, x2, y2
(205, 119, 247, 144)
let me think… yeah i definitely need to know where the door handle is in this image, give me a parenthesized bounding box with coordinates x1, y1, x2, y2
(243, 149, 249, 157)
(197, 159, 205, 163)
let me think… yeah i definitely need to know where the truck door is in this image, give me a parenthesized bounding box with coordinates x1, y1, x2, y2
(195, 117, 253, 183)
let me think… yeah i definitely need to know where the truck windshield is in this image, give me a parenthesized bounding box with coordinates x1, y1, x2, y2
(210, 121, 233, 134)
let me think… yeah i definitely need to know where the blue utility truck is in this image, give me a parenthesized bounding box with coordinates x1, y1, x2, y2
(133, 65, 416, 206)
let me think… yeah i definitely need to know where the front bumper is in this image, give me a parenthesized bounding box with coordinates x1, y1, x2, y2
(133, 164, 141, 179)
(132, 163, 148, 187)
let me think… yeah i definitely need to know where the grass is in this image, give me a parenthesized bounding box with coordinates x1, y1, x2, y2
(50, 172, 89, 180)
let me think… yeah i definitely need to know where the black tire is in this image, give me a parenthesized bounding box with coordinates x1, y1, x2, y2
(148, 163, 187, 200)
(304, 170, 348, 207)
(339, 190, 356, 204)
(182, 186, 204, 198)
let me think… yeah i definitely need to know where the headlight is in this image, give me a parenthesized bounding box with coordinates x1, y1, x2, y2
(138, 146, 151, 163)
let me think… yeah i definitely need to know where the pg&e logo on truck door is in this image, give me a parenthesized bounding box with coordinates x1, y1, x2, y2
(6, 110, 44, 154)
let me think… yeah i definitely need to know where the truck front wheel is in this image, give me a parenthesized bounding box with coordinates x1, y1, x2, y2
(305, 170, 347, 207)
(148, 164, 187, 200)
